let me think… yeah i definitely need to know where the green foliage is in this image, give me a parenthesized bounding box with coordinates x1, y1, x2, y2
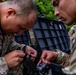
(66, 25, 73, 31)
(66, 23, 76, 31)
(34, 0, 56, 19)
(2, 0, 7, 1)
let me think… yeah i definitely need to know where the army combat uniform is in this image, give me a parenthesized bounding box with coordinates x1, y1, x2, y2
(55, 25, 76, 75)
(0, 27, 26, 75)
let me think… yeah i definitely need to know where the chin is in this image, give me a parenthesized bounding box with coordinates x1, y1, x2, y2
(66, 18, 76, 25)
(4, 32, 14, 35)
(64, 20, 73, 25)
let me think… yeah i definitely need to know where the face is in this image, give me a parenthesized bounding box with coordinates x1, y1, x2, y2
(52, 0, 76, 25)
(1, 11, 36, 35)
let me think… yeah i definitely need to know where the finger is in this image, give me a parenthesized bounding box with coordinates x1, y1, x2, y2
(41, 55, 51, 64)
(46, 55, 52, 61)
(14, 57, 24, 66)
(30, 53, 37, 58)
(47, 61, 50, 64)
(17, 52, 25, 58)
(18, 58, 23, 62)
(41, 58, 50, 64)
(32, 51, 37, 57)
(41, 51, 47, 58)
(16, 57, 24, 64)
(37, 59, 42, 66)
(27, 51, 37, 58)
(30, 57, 35, 61)
(16, 50, 24, 53)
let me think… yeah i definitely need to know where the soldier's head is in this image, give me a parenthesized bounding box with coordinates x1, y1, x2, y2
(52, 0, 76, 25)
(0, 0, 37, 35)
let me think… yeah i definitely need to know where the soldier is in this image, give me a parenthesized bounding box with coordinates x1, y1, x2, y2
(0, 0, 37, 75)
(38, 0, 76, 74)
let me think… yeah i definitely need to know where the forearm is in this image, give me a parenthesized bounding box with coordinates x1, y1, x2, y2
(55, 49, 69, 67)
(0, 57, 9, 75)
(8, 36, 26, 51)
(8, 40, 26, 51)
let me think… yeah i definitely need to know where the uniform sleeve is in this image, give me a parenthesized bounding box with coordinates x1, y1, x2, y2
(54, 49, 69, 67)
(54, 26, 76, 68)
(8, 36, 26, 51)
(0, 37, 9, 75)
(0, 57, 9, 75)
(62, 31, 76, 75)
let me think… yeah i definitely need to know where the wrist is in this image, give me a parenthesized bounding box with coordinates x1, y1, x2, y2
(22, 45, 26, 53)
(54, 49, 65, 64)
(53, 51, 58, 59)
(17, 45, 26, 53)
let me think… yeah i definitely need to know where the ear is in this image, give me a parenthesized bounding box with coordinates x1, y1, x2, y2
(6, 8, 16, 18)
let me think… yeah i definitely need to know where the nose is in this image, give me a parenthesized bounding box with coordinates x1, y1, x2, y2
(18, 30, 24, 35)
(54, 7, 59, 16)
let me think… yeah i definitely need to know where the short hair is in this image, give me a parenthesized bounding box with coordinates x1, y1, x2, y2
(7, 0, 37, 16)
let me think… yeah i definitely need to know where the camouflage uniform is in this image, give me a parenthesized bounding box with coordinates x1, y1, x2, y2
(0, 28, 25, 75)
(55, 25, 76, 75)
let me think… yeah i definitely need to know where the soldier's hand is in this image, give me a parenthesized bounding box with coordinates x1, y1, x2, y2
(25, 46, 37, 61)
(4, 50, 25, 68)
(37, 50, 58, 66)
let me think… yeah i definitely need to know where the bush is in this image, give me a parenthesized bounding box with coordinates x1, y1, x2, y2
(34, 0, 56, 19)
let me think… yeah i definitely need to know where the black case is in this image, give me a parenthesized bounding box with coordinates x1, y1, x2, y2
(15, 17, 70, 75)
